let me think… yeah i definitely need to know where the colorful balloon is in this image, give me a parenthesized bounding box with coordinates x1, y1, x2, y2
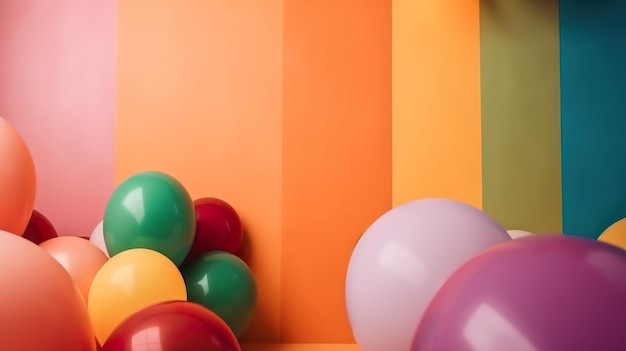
(0, 230, 96, 350)
(88, 248, 187, 343)
(506, 229, 533, 239)
(89, 220, 110, 258)
(22, 209, 58, 244)
(345, 198, 510, 351)
(598, 218, 626, 251)
(184, 197, 243, 263)
(102, 301, 241, 351)
(181, 251, 257, 337)
(412, 235, 626, 351)
(0, 117, 36, 235)
(103, 171, 196, 266)
(40, 236, 108, 301)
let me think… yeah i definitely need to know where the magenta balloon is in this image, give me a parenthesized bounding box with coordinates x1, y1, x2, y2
(346, 198, 510, 351)
(412, 235, 626, 351)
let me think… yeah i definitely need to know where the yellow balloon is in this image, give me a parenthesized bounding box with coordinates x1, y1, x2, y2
(88, 248, 187, 343)
(598, 218, 626, 251)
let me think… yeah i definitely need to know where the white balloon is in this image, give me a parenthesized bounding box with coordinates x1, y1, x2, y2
(89, 220, 110, 258)
(507, 229, 533, 239)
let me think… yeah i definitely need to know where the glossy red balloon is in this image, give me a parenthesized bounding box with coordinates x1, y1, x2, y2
(185, 198, 243, 262)
(22, 209, 58, 244)
(102, 301, 240, 351)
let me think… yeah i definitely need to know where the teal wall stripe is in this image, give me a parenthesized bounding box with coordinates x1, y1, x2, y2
(560, 0, 626, 238)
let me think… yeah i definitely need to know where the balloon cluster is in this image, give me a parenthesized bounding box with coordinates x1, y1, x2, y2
(346, 199, 626, 351)
(0, 117, 254, 351)
(88, 170, 256, 349)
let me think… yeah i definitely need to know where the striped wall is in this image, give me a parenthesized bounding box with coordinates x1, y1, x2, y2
(1, 0, 626, 345)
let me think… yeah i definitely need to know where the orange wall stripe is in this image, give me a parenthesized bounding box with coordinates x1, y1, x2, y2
(115, 0, 284, 342)
(281, 0, 392, 343)
(392, 0, 482, 208)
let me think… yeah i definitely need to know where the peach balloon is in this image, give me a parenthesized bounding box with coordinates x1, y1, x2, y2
(40, 236, 109, 300)
(0, 117, 36, 235)
(0, 230, 96, 350)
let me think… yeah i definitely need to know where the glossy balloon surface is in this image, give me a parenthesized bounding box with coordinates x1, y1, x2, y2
(22, 209, 58, 244)
(102, 301, 240, 351)
(103, 171, 196, 266)
(346, 198, 510, 351)
(412, 235, 626, 351)
(88, 248, 187, 343)
(181, 251, 257, 337)
(598, 218, 626, 251)
(40, 236, 108, 300)
(184, 197, 243, 263)
(89, 220, 110, 257)
(0, 117, 36, 235)
(0, 230, 96, 351)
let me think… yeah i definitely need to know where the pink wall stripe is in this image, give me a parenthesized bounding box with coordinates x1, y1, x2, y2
(0, 0, 116, 237)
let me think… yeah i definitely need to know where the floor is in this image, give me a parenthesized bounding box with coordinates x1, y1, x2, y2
(242, 344, 360, 351)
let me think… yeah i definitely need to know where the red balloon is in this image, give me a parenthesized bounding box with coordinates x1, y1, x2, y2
(185, 198, 243, 262)
(102, 301, 240, 351)
(22, 209, 58, 244)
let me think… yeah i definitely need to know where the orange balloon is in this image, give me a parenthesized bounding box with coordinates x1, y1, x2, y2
(0, 117, 36, 235)
(40, 236, 109, 301)
(0, 230, 96, 350)
(88, 248, 187, 343)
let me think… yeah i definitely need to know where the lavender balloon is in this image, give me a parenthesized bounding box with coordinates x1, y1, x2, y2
(346, 198, 510, 351)
(412, 235, 626, 351)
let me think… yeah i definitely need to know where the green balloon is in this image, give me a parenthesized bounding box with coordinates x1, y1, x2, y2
(181, 251, 257, 337)
(103, 171, 196, 266)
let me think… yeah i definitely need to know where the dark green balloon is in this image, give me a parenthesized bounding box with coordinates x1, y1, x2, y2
(103, 171, 196, 266)
(181, 251, 257, 337)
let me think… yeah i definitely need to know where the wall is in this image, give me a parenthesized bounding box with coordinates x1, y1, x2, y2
(0, 0, 116, 237)
(1, 0, 626, 349)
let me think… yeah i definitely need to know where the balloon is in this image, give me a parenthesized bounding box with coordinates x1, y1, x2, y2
(412, 235, 626, 351)
(0, 117, 36, 235)
(181, 251, 257, 337)
(506, 229, 533, 239)
(88, 248, 187, 343)
(103, 171, 196, 266)
(22, 209, 58, 244)
(40, 236, 109, 300)
(184, 197, 243, 263)
(102, 301, 241, 351)
(345, 198, 510, 351)
(598, 218, 626, 251)
(89, 220, 110, 258)
(0, 230, 96, 350)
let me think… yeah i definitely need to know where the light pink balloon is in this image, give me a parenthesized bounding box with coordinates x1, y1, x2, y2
(88, 220, 110, 258)
(345, 198, 510, 351)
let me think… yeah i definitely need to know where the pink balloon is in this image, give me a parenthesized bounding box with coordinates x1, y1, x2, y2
(345, 198, 510, 351)
(412, 235, 626, 350)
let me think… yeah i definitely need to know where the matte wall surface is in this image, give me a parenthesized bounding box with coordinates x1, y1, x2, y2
(0, 0, 116, 237)
(392, 0, 482, 209)
(561, 0, 626, 238)
(282, 0, 391, 342)
(480, 0, 562, 233)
